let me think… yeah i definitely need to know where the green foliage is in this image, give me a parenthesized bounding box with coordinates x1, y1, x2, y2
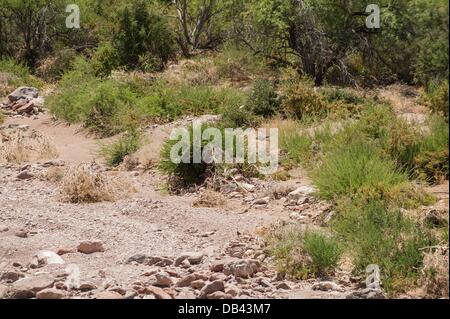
(312, 135, 407, 200)
(332, 200, 436, 293)
(90, 42, 121, 77)
(220, 104, 261, 128)
(136, 83, 246, 121)
(302, 231, 343, 276)
(114, 0, 176, 71)
(0, 58, 42, 95)
(422, 81, 449, 120)
(413, 116, 449, 184)
(280, 79, 327, 120)
(246, 79, 280, 118)
(266, 225, 342, 279)
(101, 129, 141, 167)
(35, 48, 77, 82)
(159, 123, 213, 186)
(48, 57, 141, 137)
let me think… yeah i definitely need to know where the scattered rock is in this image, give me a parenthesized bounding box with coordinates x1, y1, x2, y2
(252, 197, 270, 205)
(207, 291, 232, 299)
(30, 250, 65, 268)
(223, 259, 261, 278)
(1, 271, 24, 283)
(0, 284, 9, 298)
(175, 252, 204, 266)
(288, 186, 315, 200)
(36, 288, 65, 299)
(312, 281, 343, 292)
(142, 286, 172, 299)
(346, 288, 386, 299)
(57, 247, 77, 255)
(154, 271, 173, 287)
(77, 240, 105, 254)
(225, 285, 240, 297)
(210, 260, 225, 272)
(11, 274, 55, 298)
(17, 170, 34, 180)
(275, 282, 291, 290)
(14, 230, 28, 238)
(190, 279, 206, 289)
(7, 87, 39, 102)
(79, 282, 97, 291)
(199, 280, 225, 299)
(176, 274, 206, 287)
(93, 291, 123, 299)
(127, 254, 173, 266)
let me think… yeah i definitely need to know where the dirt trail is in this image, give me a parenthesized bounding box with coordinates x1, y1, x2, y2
(1, 95, 447, 299)
(1, 113, 350, 299)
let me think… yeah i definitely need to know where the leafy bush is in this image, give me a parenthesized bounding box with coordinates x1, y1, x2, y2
(332, 200, 436, 293)
(212, 45, 269, 82)
(159, 123, 213, 187)
(280, 79, 327, 120)
(266, 225, 342, 279)
(48, 57, 142, 137)
(422, 80, 449, 120)
(312, 135, 407, 200)
(101, 129, 142, 167)
(137, 83, 245, 121)
(220, 104, 261, 128)
(114, 0, 176, 71)
(246, 79, 280, 118)
(0, 59, 42, 96)
(302, 231, 342, 276)
(91, 42, 121, 77)
(36, 48, 77, 82)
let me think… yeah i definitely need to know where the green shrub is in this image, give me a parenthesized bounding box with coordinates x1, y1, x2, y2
(159, 123, 213, 186)
(48, 57, 141, 137)
(319, 87, 366, 105)
(303, 231, 342, 276)
(101, 129, 142, 167)
(312, 135, 407, 200)
(91, 42, 121, 77)
(220, 104, 261, 128)
(422, 80, 449, 121)
(0, 59, 42, 96)
(332, 200, 436, 293)
(213, 45, 269, 81)
(266, 226, 342, 279)
(246, 79, 280, 118)
(114, 1, 176, 70)
(137, 83, 245, 121)
(36, 48, 77, 82)
(280, 79, 327, 120)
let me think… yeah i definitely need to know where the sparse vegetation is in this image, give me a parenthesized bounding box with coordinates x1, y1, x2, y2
(60, 164, 132, 203)
(0, 0, 447, 300)
(266, 225, 342, 279)
(101, 129, 142, 167)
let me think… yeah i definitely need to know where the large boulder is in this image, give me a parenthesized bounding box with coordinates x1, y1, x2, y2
(10, 274, 55, 299)
(7, 87, 38, 102)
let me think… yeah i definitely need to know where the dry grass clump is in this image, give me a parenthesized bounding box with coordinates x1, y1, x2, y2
(0, 128, 58, 164)
(421, 246, 449, 298)
(40, 166, 66, 183)
(193, 190, 227, 208)
(60, 163, 133, 203)
(119, 155, 140, 171)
